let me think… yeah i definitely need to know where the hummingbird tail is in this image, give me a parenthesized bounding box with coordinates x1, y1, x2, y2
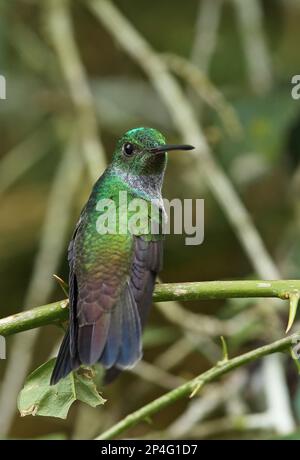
(77, 314, 110, 365)
(50, 282, 143, 385)
(50, 328, 79, 385)
(100, 282, 142, 372)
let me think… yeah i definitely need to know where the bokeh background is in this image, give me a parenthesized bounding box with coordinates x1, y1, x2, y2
(1, 0, 300, 440)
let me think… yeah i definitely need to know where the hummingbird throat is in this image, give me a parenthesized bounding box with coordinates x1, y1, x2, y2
(95, 190, 164, 238)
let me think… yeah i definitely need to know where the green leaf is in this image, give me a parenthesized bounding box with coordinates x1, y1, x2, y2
(17, 359, 106, 419)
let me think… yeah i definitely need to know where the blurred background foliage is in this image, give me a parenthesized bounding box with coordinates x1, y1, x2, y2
(1, 0, 300, 440)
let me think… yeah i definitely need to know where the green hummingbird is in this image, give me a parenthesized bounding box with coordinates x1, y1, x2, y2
(51, 127, 194, 385)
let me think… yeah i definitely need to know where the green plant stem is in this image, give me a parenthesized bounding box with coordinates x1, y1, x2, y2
(0, 280, 299, 337)
(96, 332, 300, 440)
(0, 300, 69, 337)
(154, 280, 299, 302)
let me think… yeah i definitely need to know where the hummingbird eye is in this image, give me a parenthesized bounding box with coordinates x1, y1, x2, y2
(122, 142, 134, 157)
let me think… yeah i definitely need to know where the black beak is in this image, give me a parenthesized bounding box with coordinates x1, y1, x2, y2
(149, 144, 195, 154)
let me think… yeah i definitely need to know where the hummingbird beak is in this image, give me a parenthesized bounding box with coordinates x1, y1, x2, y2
(149, 144, 195, 154)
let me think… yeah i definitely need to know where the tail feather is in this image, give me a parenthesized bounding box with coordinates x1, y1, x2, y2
(100, 283, 142, 371)
(50, 329, 78, 385)
(100, 300, 122, 368)
(117, 286, 142, 368)
(51, 278, 144, 385)
(78, 314, 110, 365)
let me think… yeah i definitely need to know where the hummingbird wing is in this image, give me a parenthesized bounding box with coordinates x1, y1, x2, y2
(130, 236, 163, 327)
(103, 235, 163, 384)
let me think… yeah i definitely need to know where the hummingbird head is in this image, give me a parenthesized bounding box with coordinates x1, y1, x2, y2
(112, 127, 194, 178)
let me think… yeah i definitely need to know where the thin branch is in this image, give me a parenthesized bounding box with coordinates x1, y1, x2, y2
(163, 53, 243, 139)
(0, 280, 299, 337)
(45, 0, 106, 181)
(167, 372, 247, 438)
(188, 0, 223, 114)
(0, 123, 51, 196)
(154, 333, 221, 371)
(131, 360, 185, 390)
(232, 0, 273, 94)
(191, 0, 223, 74)
(262, 354, 295, 433)
(183, 413, 274, 439)
(154, 336, 201, 370)
(95, 331, 300, 440)
(154, 280, 299, 302)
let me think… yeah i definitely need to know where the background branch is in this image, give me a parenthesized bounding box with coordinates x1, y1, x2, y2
(46, 0, 106, 181)
(96, 331, 300, 440)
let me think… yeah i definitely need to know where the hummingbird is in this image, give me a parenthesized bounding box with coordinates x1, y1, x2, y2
(50, 127, 194, 385)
